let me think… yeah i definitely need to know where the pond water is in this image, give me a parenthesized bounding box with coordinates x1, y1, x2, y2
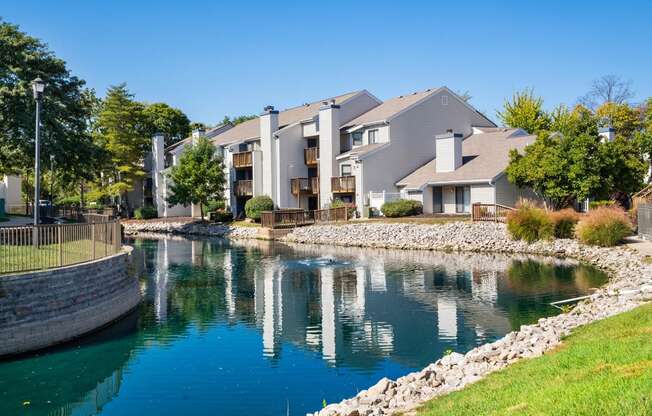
(0, 237, 608, 416)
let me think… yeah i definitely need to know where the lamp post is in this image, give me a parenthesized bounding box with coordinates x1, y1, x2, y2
(32, 77, 45, 247)
(50, 154, 55, 215)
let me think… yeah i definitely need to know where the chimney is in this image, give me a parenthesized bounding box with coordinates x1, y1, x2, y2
(318, 101, 341, 207)
(191, 128, 205, 145)
(435, 132, 463, 173)
(599, 126, 615, 143)
(260, 105, 279, 199)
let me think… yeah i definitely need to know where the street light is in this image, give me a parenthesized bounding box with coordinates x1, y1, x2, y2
(32, 77, 45, 227)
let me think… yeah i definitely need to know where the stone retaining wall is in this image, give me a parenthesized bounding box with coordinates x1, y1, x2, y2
(0, 248, 141, 357)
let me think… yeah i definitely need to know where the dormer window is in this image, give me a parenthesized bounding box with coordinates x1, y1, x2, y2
(442, 95, 448, 106)
(352, 131, 363, 146)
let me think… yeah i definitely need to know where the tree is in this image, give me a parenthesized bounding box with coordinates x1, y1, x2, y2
(189, 121, 209, 131)
(142, 103, 191, 147)
(0, 19, 102, 191)
(579, 74, 634, 110)
(221, 114, 256, 126)
(595, 102, 642, 139)
(507, 130, 646, 209)
(95, 84, 149, 210)
(497, 89, 551, 134)
(548, 104, 598, 137)
(166, 136, 226, 219)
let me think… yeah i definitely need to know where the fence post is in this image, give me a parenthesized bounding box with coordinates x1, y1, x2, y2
(494, 204, 498, 222)
(91, 223, 96, 259)
(58, 225, 63, 266)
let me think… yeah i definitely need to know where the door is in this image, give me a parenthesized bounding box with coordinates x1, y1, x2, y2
(432, 186, 443, 213)
(308, 196, 318, 211)
(455, 186, 470, 213)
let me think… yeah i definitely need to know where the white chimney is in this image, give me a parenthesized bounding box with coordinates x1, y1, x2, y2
(599, 126, 615, 143)
(151, 133, 166, 217)
(435, 132, 463, 173)
(191, 128, 205, 145)
(260, 105, 279, 199)
(318, 101, 340, 207)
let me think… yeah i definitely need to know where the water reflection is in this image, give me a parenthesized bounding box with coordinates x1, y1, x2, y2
(0, 236, 608, 416)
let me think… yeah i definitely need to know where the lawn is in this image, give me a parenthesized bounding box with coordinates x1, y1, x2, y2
(0, 240, 114, 274)
(231, 220, 260, 228)
(416, 303, 652, 416)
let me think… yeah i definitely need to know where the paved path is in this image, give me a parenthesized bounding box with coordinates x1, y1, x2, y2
(624, 236, 652, 257)
(0, 215, 33, 227)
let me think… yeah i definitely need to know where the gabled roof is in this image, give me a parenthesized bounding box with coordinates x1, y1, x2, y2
(342, 88, 440, 129)
(165, 123, 232, 152)
(210, 91, 363, 147)
(342, 87, 496, 129)
(396, 129, 535, 189)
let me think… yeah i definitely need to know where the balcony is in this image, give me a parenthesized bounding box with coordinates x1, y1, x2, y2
(304, 147, 319, 166)
(331, 176, 355, 194)
(233, 180, 253, 197)
(233, 151, 253, 169)
(291, 177, 319, 195)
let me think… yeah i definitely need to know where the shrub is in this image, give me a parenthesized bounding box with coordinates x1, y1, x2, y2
(589, 200, 616, 210)
(380, 199, 423, 217)
(575, 206, 632, 247)
(506, 200, 554, 242)
(330, 198, 356, 218)
(206, 199, 226, 213)
(245, 195, 274, 221)
(210, 210, 232, 223)
(134, 205, 158, 220)
(548, 208, 580, 239)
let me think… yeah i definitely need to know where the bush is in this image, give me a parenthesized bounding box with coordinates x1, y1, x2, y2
(506, 200, 554, 242)
(575, 206, 632, 247)
(548, 208, 580, 239)
(205, 199, 226, 213)
(589, 200, 616, 210)
(245, 195, 274, 221)
(380, 199, 423, 217)
(210, 210, 232, 223)
(330, 198, 357, 218)
(134, 205, 158, 220)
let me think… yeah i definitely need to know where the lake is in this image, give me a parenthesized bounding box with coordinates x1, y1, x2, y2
(0, 236, 608, 416)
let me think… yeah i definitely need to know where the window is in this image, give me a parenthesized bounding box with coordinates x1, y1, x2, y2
(368, 129, 378, 144)
(352, 131, 363, 146)
(238, 143, 251, 152)
(442, 95, 448, 106)
(341, 164, 352, 176)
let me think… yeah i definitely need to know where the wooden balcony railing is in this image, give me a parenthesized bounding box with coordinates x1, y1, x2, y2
(261, 206, 348, 229)
(304, 147, 319, 165)
(331, 176, 356, 193)
(471, 203, 515, 223)
(290, 177, 319, 195)
(233, 180, 253, 197)
(233, 151, 253, 169)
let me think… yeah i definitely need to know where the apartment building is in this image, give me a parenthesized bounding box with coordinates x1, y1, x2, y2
(151, 87, 498, 218)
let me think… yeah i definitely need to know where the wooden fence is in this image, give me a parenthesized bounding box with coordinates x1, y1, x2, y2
(0, 220, 122, 274)
(471, 203, 515, 222)
(261, 206, 348, 229)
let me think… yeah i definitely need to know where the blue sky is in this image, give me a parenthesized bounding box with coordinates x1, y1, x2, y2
(4, 0, 652, 125)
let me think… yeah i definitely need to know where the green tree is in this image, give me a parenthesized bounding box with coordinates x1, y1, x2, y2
(142, 103, 191, 147)
(497, 89, 551, 134)
(221, 114, 256, 126)
(595, 102, 642, 139)
(189, 121, 209, 131)
(0, 19, 102, 193)
(95, 84, 149, 210)
(166, 136, 226, 219)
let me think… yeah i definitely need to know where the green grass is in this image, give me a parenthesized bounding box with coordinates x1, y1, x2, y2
(416, 303, 652, 416)
(231, 220, 260, 228)
(0, 240, 113, 274)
